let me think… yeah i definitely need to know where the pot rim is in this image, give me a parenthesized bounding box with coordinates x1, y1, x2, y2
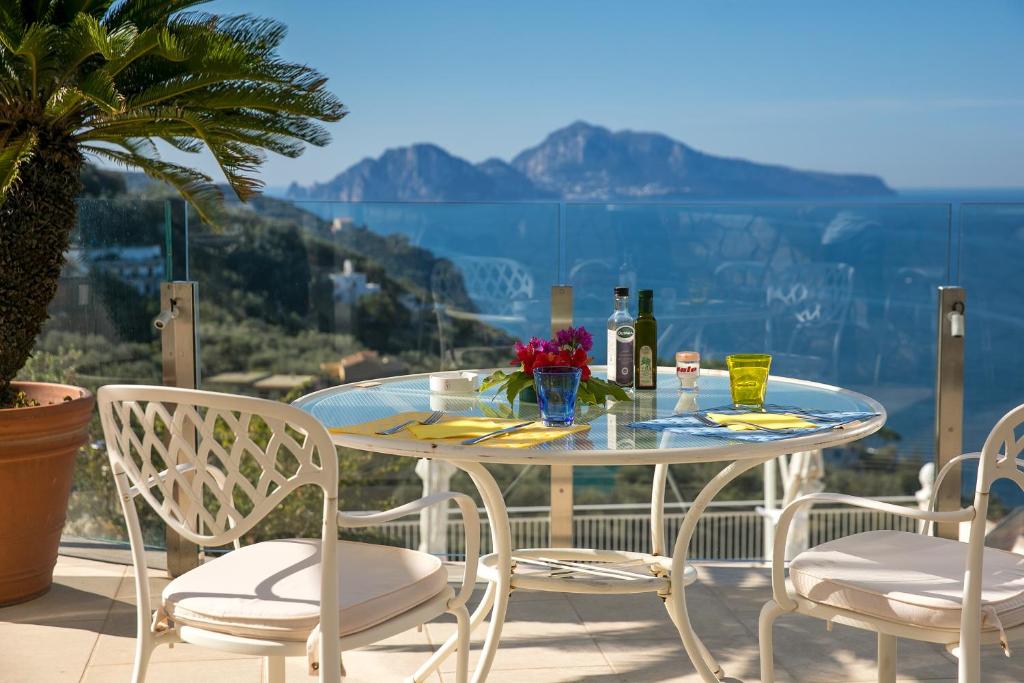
(3, 381, 95, 412)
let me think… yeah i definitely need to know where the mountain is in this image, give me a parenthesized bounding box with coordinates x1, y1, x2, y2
(286, 143, 552, 201)
(288, 122, 894, 201)
(512, 121, 894, 199)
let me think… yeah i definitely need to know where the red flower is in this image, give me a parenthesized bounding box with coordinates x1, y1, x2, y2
(560, 347, 592, 381)
(513, 338, 561, 377)
(511, 333, 593, 380)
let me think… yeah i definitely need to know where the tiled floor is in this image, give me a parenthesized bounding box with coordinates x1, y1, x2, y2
(2, 554, 1021, 682)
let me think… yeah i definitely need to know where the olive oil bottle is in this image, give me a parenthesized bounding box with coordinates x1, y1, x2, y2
(634, 289, 657, 389)
(606, 287, 634, 388)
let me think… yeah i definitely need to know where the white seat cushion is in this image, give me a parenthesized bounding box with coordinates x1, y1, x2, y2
(162, 539, 448, 640)
(790, 530, 1024, 631)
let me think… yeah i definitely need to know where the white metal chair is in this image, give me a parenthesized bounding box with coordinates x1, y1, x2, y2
(97, 385, 480, 683)
(759, 404, 1024, 683)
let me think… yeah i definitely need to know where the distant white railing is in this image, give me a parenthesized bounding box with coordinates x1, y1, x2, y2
(348, 496, 919, 561)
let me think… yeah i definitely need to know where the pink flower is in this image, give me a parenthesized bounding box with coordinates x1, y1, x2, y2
(555, 326, 594, 352)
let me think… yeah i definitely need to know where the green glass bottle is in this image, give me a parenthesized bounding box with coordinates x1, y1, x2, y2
(635, 289, 657, 389)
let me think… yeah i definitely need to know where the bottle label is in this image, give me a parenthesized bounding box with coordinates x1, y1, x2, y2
(638, 345, 654, 387)
(614, 326, 634, 387)
(607, 329, 617, 381)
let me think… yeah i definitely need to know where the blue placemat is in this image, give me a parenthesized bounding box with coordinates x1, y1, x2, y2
(629, 405, 880, 443)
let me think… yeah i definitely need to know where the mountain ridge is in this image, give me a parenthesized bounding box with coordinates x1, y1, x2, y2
(288, 121, 894, 201)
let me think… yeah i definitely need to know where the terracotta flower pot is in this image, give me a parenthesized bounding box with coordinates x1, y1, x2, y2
(0, 382, 94, 606)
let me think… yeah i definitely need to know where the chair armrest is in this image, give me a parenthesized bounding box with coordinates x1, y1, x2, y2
(924, 452, 981, 536)
(338, 492, 481, 609)
(771, 492, 975, 610)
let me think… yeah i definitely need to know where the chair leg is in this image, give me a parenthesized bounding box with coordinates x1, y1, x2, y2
(262, 656, 286, 683)
(130, 631, 154, 683)
(451, 604, 472, 683)
(758, 601, 786, 683)
(877, 632, 897, 683)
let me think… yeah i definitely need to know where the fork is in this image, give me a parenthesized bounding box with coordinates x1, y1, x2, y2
(376, 410, 444, 435)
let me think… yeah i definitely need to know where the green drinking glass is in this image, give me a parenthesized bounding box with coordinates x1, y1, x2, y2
(726, 354, 772, 409)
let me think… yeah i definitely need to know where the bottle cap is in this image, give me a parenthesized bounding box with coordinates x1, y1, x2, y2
(638, 289, 654, 299)
(676, 351, 700, 362)
(614, 286, 629, 297)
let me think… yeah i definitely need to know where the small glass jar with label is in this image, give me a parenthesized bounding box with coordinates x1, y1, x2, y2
(675, 351, 700, 391)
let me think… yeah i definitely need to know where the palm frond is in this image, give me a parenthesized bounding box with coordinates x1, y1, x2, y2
(116, 135, 158, 158)
(13, 22, 58, 98)
(83, 142, 222, 221)
(211, 111, 334, 148)
(187, 83, 346, 122)
(0, 130, 39, 201)
(105, 0, 211, 29)
(52, 0, 115, 25)
(103, 24, 184, 76)
(0, 10, 22, 54)
(59, 13, 111, 72)
(175, 11, 287, 54)
(161, 134, 203, 153)
(76, 68, 123, 112)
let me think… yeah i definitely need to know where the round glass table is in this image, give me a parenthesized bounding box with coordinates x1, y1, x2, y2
(295, 367, 885, 683)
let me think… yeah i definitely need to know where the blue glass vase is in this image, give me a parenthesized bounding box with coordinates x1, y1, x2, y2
(533, 366, 583, 427)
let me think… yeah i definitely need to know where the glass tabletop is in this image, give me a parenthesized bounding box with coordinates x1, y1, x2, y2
(295, 367, 886, 466)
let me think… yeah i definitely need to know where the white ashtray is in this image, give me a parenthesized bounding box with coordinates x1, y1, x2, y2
(429, 371, 480, 394)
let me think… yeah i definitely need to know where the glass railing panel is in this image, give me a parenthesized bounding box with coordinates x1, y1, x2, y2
(564, 202, 951, 547)
(959, 203, 1024, 524)
(186, 199, 562, 544)
(23, 198, 173, 547)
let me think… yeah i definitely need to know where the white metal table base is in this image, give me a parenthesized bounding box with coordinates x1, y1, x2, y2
(410, 458, 776, 683)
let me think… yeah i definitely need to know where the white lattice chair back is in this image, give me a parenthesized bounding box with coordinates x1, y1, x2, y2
(97, 385, 339, 547)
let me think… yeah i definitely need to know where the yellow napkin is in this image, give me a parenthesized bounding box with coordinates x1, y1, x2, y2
(330, 412, 589, 448)
(705, 412, 817, 432)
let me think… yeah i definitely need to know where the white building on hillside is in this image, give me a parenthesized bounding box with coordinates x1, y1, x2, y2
(329, 259, 380, 304)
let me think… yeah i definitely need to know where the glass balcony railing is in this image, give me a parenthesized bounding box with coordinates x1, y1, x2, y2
(24, 199, 174, 548)
(28, 196, 1021, 559)
(960, 203, 1024, 519)
(563, 202, 950, 512)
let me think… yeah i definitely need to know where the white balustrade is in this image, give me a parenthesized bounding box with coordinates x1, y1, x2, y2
(347, 497, 919, 561)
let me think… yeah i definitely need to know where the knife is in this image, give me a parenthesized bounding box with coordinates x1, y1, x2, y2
(462, 421, 534, 445)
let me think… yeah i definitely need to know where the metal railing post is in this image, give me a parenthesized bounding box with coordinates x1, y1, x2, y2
(549, 285, 574, 547)
(159, 281, 202, 576)
(934, 286, 965, 540)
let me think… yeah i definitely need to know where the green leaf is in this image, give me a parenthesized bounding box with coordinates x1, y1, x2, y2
(477, 370, 509, 393)
(505, 373, 533, 405)
(577, 382, 597, 406)
(582, 378, 630, 404)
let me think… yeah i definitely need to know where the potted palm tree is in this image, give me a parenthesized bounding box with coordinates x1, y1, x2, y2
(0, 1, 345, 604)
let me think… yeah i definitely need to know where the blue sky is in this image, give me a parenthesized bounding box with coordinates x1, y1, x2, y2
(202, 1, 1024, 189)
